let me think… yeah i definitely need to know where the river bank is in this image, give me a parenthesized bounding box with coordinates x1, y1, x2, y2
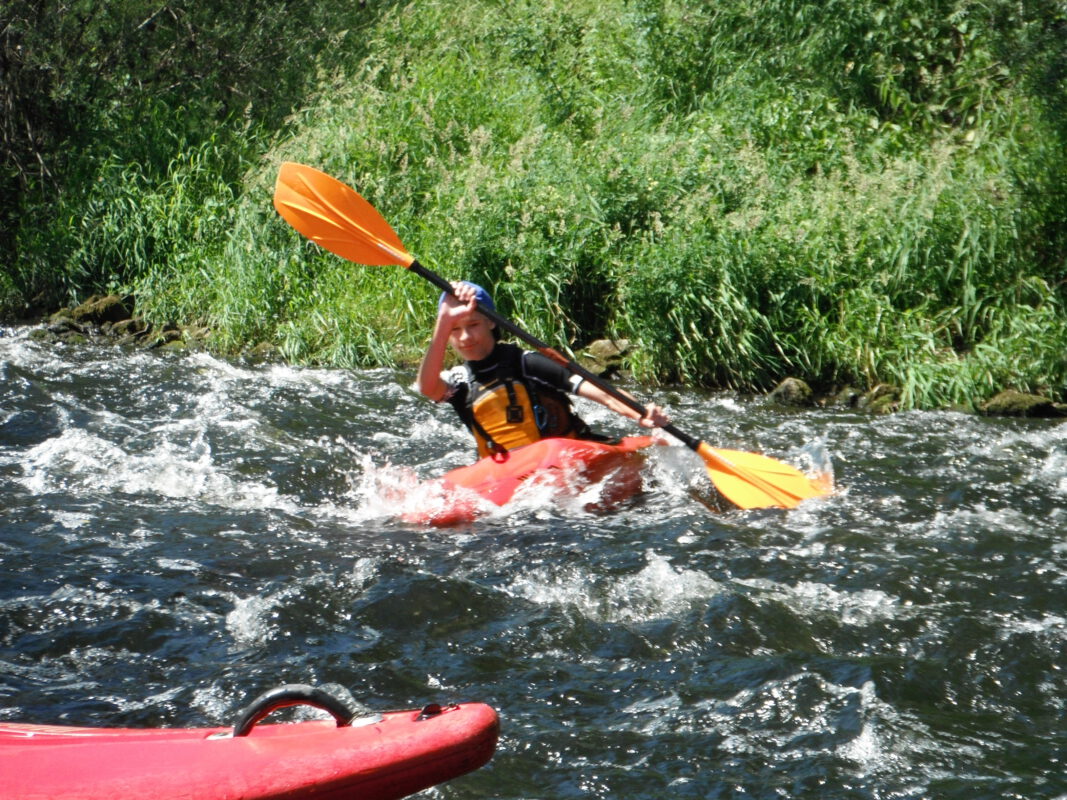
(25, 293, 1067, 421)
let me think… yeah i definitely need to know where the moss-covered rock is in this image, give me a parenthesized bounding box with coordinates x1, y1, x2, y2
(858, 384, 901, 415)
(767, 377, 814, 407)
(67, 294, 134, 325)
(979, 390, 1065, 418)
(577, 339, 632, 379)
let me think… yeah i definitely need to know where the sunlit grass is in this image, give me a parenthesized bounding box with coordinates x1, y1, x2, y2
(6, 0, 1065, 407)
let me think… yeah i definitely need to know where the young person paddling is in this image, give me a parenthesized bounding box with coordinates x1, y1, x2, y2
(417, 281, 670, 458)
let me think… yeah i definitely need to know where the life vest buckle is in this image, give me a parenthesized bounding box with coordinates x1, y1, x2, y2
(506, 405, 525, 424)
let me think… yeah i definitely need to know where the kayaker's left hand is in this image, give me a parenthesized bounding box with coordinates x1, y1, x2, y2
(639, 402, 669, 428)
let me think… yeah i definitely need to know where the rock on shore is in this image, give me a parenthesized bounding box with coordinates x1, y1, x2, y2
(767, 377, 1065, 419)
(32, 294, 207, 352)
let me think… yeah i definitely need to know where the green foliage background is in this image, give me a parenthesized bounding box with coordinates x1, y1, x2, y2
(3, 0, 1065, 408)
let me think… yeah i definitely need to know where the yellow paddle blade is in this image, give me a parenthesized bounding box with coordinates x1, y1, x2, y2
(696, 443, 832, 510)
(273, 162, 414, 267)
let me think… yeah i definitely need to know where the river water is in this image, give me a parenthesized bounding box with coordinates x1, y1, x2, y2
(1, 325, 1064, 799)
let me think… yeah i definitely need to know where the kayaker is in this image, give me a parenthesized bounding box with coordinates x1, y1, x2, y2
(417, 281, 670, 458)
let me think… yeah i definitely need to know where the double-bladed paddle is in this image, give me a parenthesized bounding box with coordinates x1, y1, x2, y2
(273, 161, 831, 509)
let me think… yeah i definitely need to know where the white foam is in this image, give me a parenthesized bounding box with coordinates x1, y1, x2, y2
(337, 453, 492, 524)
(1035, 447, 1067, 497)
(836, 681, 885, 769)
(997, 613, 1067, 639)
(51, 511, 92, 530)
(916, 503, 1035, 541)
(155, 558, 202, 573)
(17, 427, 296, 511)
(225, 595, 277, 647)
(737, 577, 906, 626)
(189, 690, 227, 723)
(508, 550, 722, 623)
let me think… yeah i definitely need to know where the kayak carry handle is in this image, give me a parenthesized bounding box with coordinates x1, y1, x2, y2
(232, 684, 355, 737)
(416, 703, 443, 720)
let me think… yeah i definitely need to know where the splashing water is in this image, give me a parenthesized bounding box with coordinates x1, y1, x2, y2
(2, 326, 1065, 798)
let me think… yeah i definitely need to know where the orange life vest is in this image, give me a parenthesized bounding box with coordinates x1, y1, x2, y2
(455, 346, 586, 458)
(467, 376, 576, 458)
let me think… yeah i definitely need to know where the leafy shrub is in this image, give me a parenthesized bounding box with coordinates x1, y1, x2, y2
(4, 0, 1065, 406)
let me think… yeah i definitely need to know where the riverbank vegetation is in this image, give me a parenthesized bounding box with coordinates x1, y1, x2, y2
(3, 0, 1065, 408)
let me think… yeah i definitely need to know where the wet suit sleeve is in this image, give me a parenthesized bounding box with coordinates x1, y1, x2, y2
(521, 351, 611, 442)
(521, 352, 584, 394)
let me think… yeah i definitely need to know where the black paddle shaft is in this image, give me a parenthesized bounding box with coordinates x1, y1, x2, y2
(409, 261, 701, 451)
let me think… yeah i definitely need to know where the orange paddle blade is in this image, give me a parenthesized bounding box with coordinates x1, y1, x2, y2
(697, 443, 832, 509)
(273, 162, 414, 267)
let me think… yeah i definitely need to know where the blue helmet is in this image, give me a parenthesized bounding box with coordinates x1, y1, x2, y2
(438, 281, 495, 312)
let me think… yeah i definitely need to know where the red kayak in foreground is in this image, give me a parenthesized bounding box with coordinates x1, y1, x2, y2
(404, 436, 661, 526)
(0, 687, 498, 800)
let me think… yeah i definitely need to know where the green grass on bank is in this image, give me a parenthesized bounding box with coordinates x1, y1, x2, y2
(4, 0, 1066, 408)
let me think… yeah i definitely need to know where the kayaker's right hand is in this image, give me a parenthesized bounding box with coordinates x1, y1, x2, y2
(439, 282, 479, 323)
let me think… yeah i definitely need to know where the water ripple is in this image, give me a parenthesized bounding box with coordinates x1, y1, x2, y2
(1, 329, 1065, 797)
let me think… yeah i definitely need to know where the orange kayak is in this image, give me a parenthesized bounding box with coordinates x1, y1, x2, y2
(405, 436, 660, 526)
